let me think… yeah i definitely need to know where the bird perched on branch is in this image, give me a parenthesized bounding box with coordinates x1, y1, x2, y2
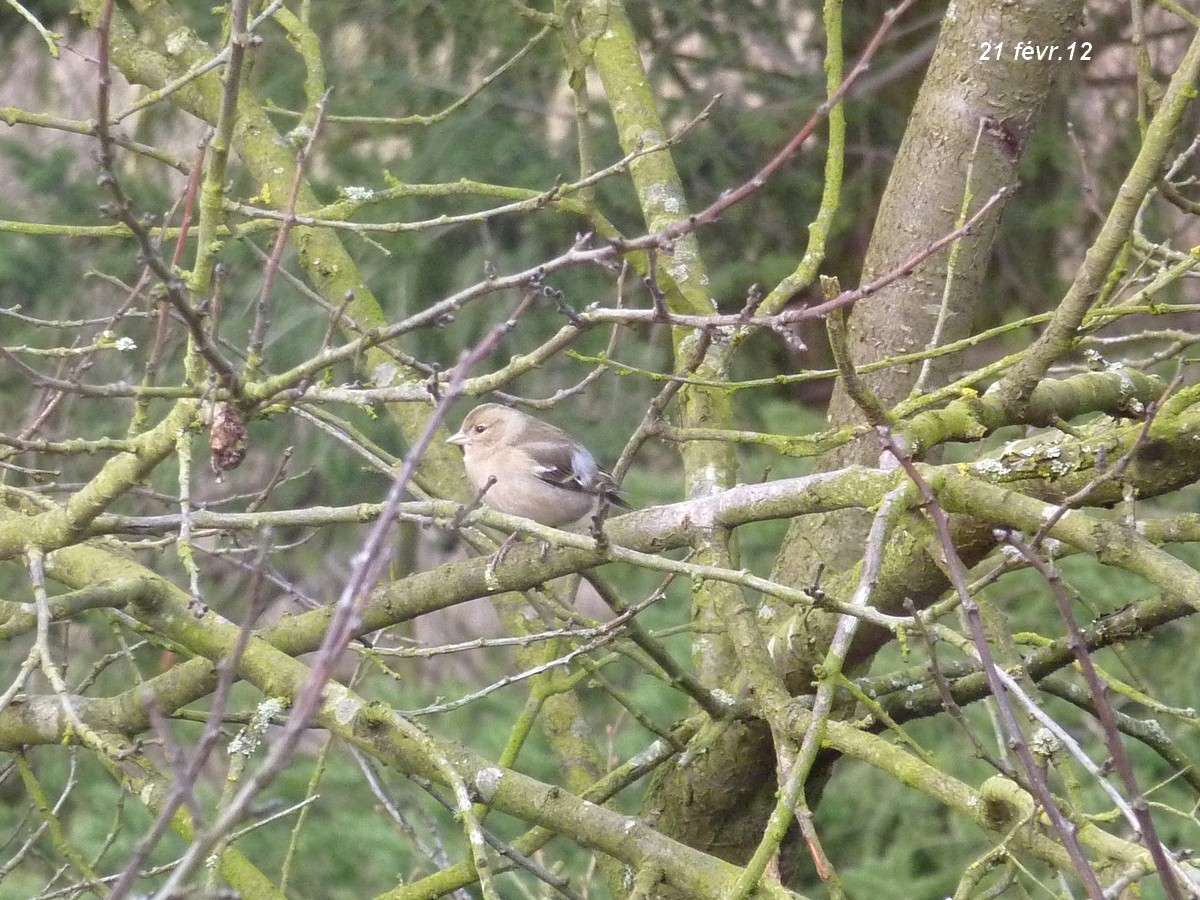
(446, 403, 626, 528)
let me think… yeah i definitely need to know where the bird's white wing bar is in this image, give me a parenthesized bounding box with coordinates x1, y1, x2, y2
(525, 440, 596, 492)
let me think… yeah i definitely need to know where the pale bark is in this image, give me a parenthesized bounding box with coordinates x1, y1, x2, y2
(642, 0, 1087, 872)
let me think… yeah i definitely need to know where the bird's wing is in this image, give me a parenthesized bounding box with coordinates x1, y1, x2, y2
(523, 440, 599, 493)
(523, 440, 630, 508)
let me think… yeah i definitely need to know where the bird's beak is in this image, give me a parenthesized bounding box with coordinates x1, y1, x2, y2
(445, 430, 468, 447)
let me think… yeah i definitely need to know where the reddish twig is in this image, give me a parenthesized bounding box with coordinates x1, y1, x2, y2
(106, 544, 271, 900)
(609, 0, 919, 261)
(1002, 532, 1184, 900)
(245, 88, 333, 379)
(876, 426, 1107, 900)
(148, 289, 540, 895)
(93, 0, 239, 393)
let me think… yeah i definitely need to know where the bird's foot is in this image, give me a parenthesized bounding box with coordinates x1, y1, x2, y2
(590, 496, 612, 550)
(486, 532, 522, 584)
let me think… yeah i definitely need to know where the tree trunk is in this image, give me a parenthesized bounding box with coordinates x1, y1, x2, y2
(641, 0, 1085, 878)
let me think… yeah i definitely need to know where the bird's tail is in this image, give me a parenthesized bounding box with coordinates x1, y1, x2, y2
(604, 488, 632, 510)
(597, 470, 632, 510)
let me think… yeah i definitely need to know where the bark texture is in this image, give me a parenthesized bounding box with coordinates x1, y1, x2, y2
(640, 0, 1086, 875)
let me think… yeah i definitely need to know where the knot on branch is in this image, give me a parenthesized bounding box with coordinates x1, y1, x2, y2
(979, 776, 1034, 830)
(473, 766, 504, 804)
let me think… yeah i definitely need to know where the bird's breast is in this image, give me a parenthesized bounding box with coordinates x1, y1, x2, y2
(465, 453, 594, 527)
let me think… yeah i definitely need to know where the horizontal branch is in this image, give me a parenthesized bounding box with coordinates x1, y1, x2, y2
(0, 401, 197, 560)
(0, 512, 801, 900)
(655, 367, 1164, 459)
(8, 394, 1200, 749)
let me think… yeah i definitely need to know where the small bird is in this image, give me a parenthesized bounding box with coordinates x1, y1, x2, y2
(446, 403, 626, 528)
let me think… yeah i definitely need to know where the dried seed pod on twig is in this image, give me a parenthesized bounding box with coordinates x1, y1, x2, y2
(209, 402, 248, 473)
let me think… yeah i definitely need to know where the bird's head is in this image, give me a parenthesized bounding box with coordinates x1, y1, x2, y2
(446, 403, 520, 453)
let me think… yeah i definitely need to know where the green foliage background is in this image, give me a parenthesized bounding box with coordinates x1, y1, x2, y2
(2, 1, 1199, 898)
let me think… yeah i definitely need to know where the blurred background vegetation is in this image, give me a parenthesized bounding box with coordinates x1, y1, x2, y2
(3, 1, 1200, 897)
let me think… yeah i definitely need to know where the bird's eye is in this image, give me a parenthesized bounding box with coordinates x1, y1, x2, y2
(474, 424, 487, 433)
